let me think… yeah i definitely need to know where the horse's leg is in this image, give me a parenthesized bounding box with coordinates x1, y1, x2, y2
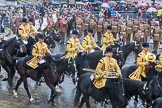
(47, 84, 58, 106)
(13, 77, 23, 98)
(22, 77, 35, 103)
(78, 97, 85, 108)
(48, 90, 54, 103)
(83, 94, 90, 108)
(0, 64, 3, 78)
(134, 95, 138, 108)
(8, 66, 16, 87)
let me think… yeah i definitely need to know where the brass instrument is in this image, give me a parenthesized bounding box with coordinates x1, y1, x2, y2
(82, 68, 121, 79)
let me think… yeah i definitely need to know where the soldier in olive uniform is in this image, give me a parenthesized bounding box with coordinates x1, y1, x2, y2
(133, 19, 140, 41)
(143, 20, 150, 42)
(83, 15, 90, 36)
(153, 26, 161, 53)
(126, 19, 133, 43)
(89, 17, 97, 35)
(119, 22, 127, 45)
(111, 20, 118, 38)
(97, 17, 104, 43)
(76, 15, 83, 36)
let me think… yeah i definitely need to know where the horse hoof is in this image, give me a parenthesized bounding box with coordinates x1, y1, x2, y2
(57, 91, 62, 96)
(15, 74, 19, 79)
(29, 97, 35, 103)
(0, 74, 3, 78)
(13, 90, 18, 98)
(2, 78, 8, 81)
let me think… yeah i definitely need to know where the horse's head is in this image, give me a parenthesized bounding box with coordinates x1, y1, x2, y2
(52, 30, 61, 43)
(105, 78, 127, 108)
(44, 34, 56, 48)
(132, 41, 141, 54)
(15, 37, 27, 54)
(43, 53, 55, 65)
(145, 75, 162, 106)
(65, 58, 77, 76)
(112, 45, 125, 68)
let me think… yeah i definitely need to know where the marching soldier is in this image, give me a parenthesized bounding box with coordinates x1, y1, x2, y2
(119, 22, 127, 45)
(83, 15, 90, 36)
(101, 25, 118, 51)
(82, 28, 100, 53)
(64, 30, 85, 58)
(126, 19, 133, 43)
(153, 26, 161, 53)
(76, 15, 83, 36)
(59, 17, 67, 44)
(133, 19, 140, 41)
(89, 17, 97, 35)
(97, 17, 104, 43)
(143, 20, 150, 42)
(111, 20, 118, 38)
(150, 18, 158, 35)
(129, 43, 155, 81)
(103, 19, 109, 34)
(18, 18, 29, 41)
(93, 46, 121, 89)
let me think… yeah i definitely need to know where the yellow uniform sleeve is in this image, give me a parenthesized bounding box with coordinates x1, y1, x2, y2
(136, 54, 145, 66)
(160, 52, 162, 62)
(82, 37, 89, 50)
(103, 36, 109, 44)
(114, 60, 121, 74)
(66, 42, 75, 52)
(78, 43, 85, 51)
(96, 59, 104, 74)
(18, 27, 28, 40)
(44, 44, 51, 54)
(32, 44, 39, 57)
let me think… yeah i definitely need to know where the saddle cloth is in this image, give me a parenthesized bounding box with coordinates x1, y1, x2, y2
(23, 56, 35, 69)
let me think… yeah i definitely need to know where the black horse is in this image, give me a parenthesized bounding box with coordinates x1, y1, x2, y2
(123, 77, 162, 107)
(26, 32, 61, 55)
(152, 97, 162, 108)
(13, 54, 76, 105)
(122, 64, 162, 107)
(0, 37, 27, 87)
(74, 72, 128, 108)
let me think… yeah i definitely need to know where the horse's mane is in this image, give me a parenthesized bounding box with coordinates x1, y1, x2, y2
(122, 42, 134, 50)
(54, 57, 68, 65)
(123, 78, 146, 91)
(3, 37, 16, 49)
(87, 50, 103, 58)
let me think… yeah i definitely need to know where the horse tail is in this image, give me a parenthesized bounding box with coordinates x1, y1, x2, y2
(74, 83, 82, 107)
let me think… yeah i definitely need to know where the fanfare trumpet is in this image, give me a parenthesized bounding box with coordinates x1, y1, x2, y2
(82, 68, 121, 79)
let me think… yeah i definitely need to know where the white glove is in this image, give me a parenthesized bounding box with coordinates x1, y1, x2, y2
(88, 45, 92, 48)
(145, 62, 149, 66)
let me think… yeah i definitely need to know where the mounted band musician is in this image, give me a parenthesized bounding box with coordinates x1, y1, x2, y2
(26, 18, 40, 40)
(64, 30, 85, 58)
(129, 43, 156, 81)
(18, 18, 29, 41)
(101, 25, 118, 51)
(26, 34, 51, 81)
(82, 28, 101, 54)
(93, 46, 121, 89)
